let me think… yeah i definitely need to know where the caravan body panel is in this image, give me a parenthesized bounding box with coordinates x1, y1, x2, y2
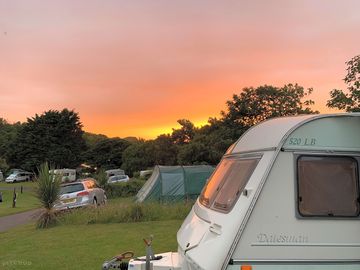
(232, 152, 360, 260)
(177, 152, 276, 270)
(52, 168, 76, 182)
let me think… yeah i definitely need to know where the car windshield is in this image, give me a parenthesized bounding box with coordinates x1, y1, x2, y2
(60, 183, 84, 194)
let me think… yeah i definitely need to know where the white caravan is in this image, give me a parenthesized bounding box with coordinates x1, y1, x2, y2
(51, 169, 76, 183)
(122, 114, 360, 270)
(105, 169, 125, 178)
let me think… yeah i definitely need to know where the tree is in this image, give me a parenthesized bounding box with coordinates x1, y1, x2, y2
(327, 55, 360, 111)
(83, 132, 108, 149)
(86, 84, 319, 169)
(7, 109, 86, 172)
(0, 158, 9, 173)
(171, 119, 196, 145)
(150, 134, 178, 165)
(177, 137, 212, 165)
(177, 121, 234, 165)
(221, 84, 317, 128)
(0, 118, 22, 167)
(121, 141, 154, 176)
(84, 137, 131, 170)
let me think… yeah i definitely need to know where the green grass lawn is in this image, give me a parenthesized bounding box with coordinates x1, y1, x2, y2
(0, 220, 182, 270)
(0, 182, 39, 217)
(0, 181, 37, 189)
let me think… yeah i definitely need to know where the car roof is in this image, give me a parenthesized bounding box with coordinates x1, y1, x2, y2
(60, 181, 85, 187)
(60, 177, 98, 187)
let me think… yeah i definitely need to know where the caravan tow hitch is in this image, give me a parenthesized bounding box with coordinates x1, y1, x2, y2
(102, 251, 134, 270)
(102, 236, 163, 270)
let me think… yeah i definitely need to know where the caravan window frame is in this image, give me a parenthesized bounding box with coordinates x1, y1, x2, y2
(296, 154, 360, 218)
(199, 154, 261, 213)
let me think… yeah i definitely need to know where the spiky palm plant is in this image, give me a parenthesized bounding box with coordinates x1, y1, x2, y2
(36, 162, 61, 228)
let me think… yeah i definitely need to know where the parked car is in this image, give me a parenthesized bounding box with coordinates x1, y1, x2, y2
(5, 171, 33, 183)
(107, 174, 129, 184)
(54, 178, 106, 211)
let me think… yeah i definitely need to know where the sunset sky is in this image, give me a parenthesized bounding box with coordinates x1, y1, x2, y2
(1, 1, 359, 139)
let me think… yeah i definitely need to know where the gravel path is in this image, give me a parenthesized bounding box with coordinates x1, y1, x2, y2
(0, 209, 40, 232)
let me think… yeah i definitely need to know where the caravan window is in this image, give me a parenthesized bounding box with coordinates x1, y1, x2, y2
(297, 156, 360, 217)
(200, 156, 260, 212)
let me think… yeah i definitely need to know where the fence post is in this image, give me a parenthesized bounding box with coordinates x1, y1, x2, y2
(12, 188, 17, 208)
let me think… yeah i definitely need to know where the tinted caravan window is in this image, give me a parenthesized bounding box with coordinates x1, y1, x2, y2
(297, 156, 360, 217)
(200, 156, 260, 212)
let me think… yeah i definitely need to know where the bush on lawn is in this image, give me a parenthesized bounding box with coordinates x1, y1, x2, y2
(57, 199, 193, 225)
(105, 179, 145, 198)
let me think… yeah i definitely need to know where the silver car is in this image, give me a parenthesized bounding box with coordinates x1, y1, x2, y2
(107, 174, 129, 184)
(54, 178, 106, 211)
(5, 171, 33, 183)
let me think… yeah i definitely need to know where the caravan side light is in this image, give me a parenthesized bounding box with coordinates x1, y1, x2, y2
(241, 265, 252, 270)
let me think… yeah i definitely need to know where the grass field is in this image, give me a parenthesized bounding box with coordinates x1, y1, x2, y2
(0, 220, 182, 270)
(0, 182, 39, 217)
(0, 182, 190, 269)
(57, 197, 192, 225)
(0, 182, 37, 188)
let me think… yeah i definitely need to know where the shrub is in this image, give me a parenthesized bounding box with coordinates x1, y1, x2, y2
(94, 169, 108, 189)
(57, 199, 193, 226)
(105, 179, 145, 198)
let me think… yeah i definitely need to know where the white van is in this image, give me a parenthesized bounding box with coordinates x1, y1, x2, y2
(50, 169, 76, 183)
(5, 171, 33, 183)
(115, 114, 360, 270)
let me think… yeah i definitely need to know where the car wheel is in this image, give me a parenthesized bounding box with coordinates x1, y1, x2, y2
(103, 195, 107, 205)
(93, 198, 98, 208)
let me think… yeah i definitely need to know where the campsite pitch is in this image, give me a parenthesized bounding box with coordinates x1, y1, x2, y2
(0, 220, 182, 270)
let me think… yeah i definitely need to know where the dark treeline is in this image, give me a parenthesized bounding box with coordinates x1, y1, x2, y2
(0, 55, 358, 176)
(0, 84, 316, 176)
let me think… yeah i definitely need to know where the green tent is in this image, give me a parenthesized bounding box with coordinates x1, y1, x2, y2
(136, 165, 214, 202)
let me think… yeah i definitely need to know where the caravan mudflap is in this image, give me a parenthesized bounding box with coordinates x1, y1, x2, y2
(128, 252, 183, 270)
(226, 260, 360, 270)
